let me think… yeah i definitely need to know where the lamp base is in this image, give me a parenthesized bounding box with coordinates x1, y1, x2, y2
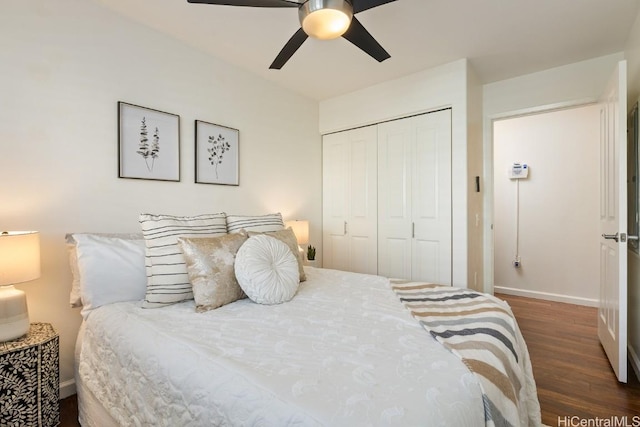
(0, 285, 30, 342)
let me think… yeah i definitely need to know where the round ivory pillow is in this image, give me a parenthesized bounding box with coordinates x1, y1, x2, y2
(234, 234, 300, 305)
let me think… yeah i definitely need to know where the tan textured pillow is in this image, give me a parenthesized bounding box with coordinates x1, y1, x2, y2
(178, 232, 248, 312)
(248, 227, 306, 282)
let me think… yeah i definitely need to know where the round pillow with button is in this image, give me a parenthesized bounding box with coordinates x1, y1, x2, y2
(234, 234, 300, 305)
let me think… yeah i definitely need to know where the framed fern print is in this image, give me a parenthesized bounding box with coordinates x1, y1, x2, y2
(118, 102, 180, 181)
(195, 120, 239, 186)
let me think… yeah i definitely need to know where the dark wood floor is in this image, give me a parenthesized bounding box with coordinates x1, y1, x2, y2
(498, 293, 640, 425)
(58, 294, 640, 426)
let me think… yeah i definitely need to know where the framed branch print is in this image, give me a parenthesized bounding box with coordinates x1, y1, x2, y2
(195, 120, 239, 186)
(118, 102, 180, 181)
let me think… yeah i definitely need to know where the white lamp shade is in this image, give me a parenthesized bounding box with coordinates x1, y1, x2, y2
(285, 220, 309, 245)
(0, 231, 40, 285)
(0, 231, 38, 341)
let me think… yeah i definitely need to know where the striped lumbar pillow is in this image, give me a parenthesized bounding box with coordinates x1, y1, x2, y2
(139, 213, 227, 308)
(226, 213, 284, 233)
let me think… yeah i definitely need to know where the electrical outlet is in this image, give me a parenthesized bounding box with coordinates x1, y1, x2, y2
(513, 257, 521, 268)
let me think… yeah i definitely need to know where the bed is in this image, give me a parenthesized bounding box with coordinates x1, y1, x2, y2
(68, 214, 541, 427)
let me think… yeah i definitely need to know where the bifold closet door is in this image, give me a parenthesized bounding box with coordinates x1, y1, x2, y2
(378, 109, 452, 284)
(322, 125, 378, 274)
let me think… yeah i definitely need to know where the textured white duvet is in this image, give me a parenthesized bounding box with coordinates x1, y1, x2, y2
(78, 268, 491, 426)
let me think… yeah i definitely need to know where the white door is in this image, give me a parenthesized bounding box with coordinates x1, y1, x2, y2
(598, 60, 628, 383)
(412, 110, 452, 284)
(322, 126, 378, 274)
(323, 132, 350, 272)
(378, 118, 413, 279)
(378, 110, 452, 283)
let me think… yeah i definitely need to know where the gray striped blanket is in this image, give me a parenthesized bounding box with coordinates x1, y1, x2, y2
(391, 280, 540, 427)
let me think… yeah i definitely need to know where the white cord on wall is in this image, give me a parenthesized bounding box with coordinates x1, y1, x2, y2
(509, 162, 527, 268)
(515, 178, 520, 267)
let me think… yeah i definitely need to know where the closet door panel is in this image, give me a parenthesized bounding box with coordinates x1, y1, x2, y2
(378, 119, 412, 279)
(323, 125, 377, 273)
(412, 110, 452, 284)
(348, 127, 378, 274)
(383, 237, 412, 279)
(413, 239, 439, 282)
(325, 234, 351, 271)
(322, 133, 350, 270)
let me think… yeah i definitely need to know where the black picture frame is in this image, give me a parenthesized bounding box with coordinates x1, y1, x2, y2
(195, 120, 239, 186)
(118, 102, 180, 182)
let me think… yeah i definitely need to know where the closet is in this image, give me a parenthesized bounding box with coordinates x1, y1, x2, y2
(322, 109, 452, 284)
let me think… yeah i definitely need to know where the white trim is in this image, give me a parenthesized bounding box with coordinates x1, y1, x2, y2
(629, 345, 640, 382)
(60, 379, 76, 399)
(490, 98, 597, 121)
(494, 286, 599, 307)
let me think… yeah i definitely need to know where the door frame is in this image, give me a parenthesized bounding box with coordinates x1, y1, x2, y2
(482, 98, 598, 296)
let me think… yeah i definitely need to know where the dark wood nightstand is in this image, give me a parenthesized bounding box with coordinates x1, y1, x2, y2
(0, 322, 60, 426)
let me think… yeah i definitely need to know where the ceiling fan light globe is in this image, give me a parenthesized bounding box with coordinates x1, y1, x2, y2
(300, 0, 353, 40)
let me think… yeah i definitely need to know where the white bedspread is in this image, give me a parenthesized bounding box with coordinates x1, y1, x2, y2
(78, 268, 490, 426)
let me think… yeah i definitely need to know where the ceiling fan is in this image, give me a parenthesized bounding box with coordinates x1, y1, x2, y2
(186, 0, 397, 69)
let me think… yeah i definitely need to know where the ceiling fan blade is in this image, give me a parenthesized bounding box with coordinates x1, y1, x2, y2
(342, 16, 390, 62)
(187, 0, 300, 7)
(351, 0, 396, 14)
(270, 28, 309, 69)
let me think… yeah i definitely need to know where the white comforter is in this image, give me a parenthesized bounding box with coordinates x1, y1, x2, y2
(79, 268, 493, 426)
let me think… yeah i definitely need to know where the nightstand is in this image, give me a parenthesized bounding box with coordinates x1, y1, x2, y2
(0, 322, 59, 426)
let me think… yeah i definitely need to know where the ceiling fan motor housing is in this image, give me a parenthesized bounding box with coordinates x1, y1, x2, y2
(299, 0, 354, 40)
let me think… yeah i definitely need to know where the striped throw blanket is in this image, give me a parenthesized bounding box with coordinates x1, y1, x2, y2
(391, 280, 534, 427)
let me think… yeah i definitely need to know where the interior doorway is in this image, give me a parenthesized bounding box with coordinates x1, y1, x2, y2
(492, 104, 601, 306)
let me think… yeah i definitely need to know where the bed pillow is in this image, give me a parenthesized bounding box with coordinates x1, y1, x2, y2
(67, 233, 147, 319)
(234, 235, 300, 305)
(248, 227, 306, 282)
(226, 213, 284, 233)
(178, 232, 248, 313)
(66, 232, 143, 308)
(140, 213, 227, 308)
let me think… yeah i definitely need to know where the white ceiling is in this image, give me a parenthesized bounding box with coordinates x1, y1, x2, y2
(94, 0, 640, 101)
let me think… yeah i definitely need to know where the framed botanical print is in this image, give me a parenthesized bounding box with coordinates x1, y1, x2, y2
(118, 102, 180, 181)
(195, 120, 239, 186)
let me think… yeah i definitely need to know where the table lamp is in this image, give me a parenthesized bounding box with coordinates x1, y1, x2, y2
(0, 231, 40, 342)
(284, 220, 309, 255)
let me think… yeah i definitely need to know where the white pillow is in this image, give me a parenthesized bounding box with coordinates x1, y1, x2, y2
(69, 234, 147, 319)
(66, 232, 143, 308)
(139, 213, 227, 308)
(226, 213, 284, 233)
(234, 235, 300, 305)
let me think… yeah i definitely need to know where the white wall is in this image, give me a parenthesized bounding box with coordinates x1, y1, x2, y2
(467, 66, 484, 291)
(1, 0, 320, 396)
(493, 105, 600, 304)
(319, 59, 480, 289)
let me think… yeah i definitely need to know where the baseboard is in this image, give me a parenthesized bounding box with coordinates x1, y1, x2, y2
(493, 286, 599, 307)
(629, 345, 640, 382)
(60, 379, 76, 399)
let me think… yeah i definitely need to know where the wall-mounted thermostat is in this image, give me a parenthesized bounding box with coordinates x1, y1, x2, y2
(509, 162, 529, 179)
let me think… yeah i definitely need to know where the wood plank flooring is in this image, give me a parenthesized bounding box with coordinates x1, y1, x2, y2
(498, 293, 640, 425)
(59, 294, 640, 426)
